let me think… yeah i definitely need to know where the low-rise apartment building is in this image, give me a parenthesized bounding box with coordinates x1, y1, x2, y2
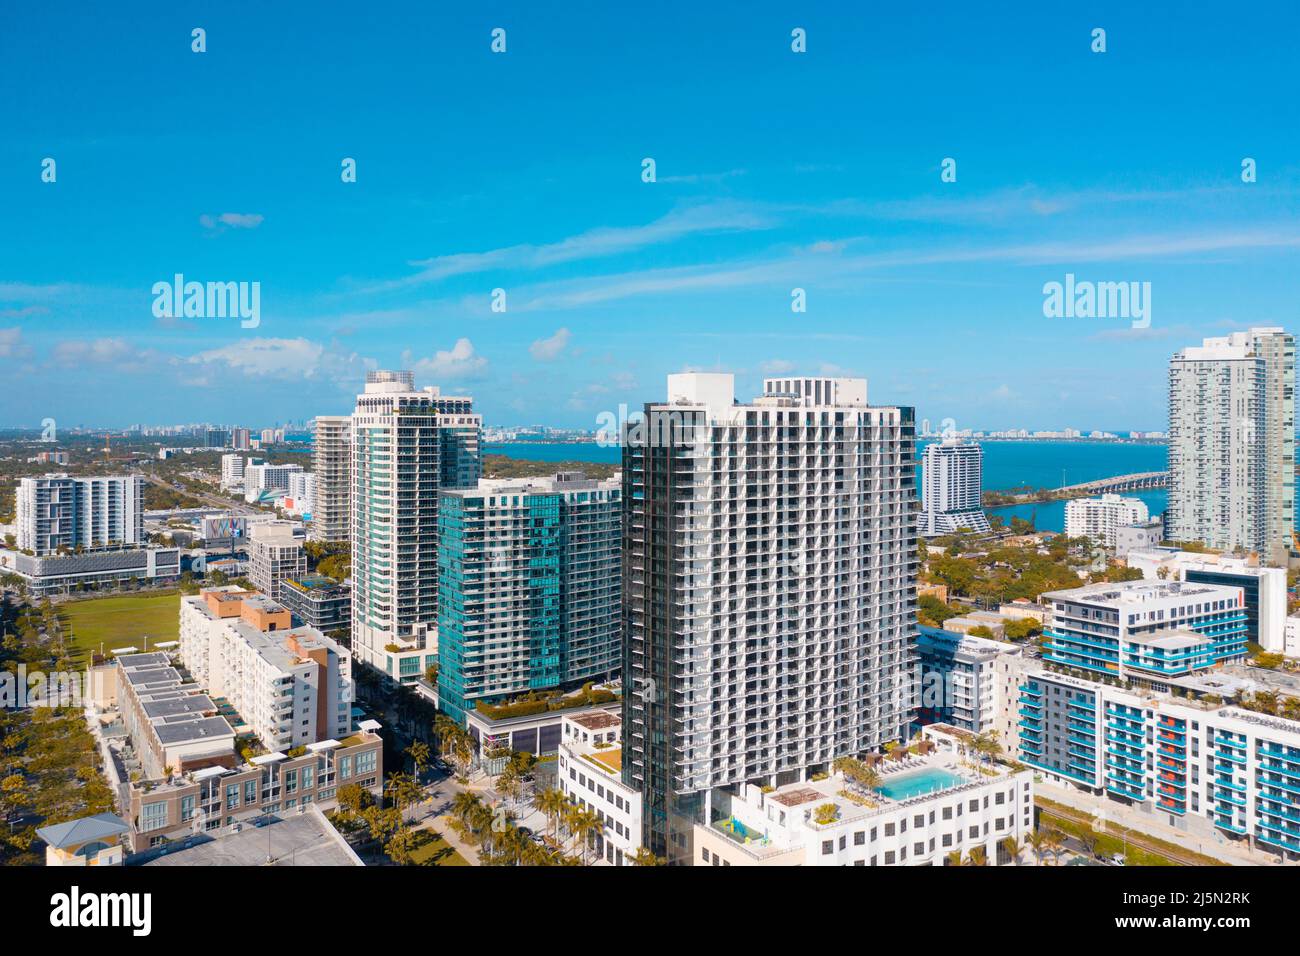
(1041, 580, 1248, 683)
(117, 652, 238, 780)
(123, 729, 383, 853)
(1126, 549, 1287, 653)
(557, 711, 642, 865)
(693, 736, 1033, 867)
(280, 574, 351, 632)
(1014, 664, 1300, 860)
(915, 626, 1022, 734)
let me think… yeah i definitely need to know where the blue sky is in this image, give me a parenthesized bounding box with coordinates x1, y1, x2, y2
(2, 1, 1299, 431)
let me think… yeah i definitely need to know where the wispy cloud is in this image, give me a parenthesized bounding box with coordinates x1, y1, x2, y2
(200, 212, 265, 232)
(364, 201, 776, 292)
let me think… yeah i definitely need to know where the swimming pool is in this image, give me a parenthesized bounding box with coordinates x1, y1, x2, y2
(873, 768, 966, 800)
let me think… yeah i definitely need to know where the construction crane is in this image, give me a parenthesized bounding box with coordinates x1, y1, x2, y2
(102, 432, 112, 462)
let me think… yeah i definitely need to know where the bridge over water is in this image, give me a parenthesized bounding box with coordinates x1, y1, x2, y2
(986, 470, 1169, 504)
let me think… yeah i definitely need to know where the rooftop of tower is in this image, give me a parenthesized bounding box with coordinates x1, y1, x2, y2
(660, 371, 875, 416)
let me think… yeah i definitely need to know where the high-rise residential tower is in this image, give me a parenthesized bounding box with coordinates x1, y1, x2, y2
(311, 415, 351, 544)
(349, 370, 481, 681)
(918, 438, 990, 536)
(1167, 328, 1294, 561)
(621, 373, 918, 860)
(15, 474, 144, 555)
(437, 471, 622, 724)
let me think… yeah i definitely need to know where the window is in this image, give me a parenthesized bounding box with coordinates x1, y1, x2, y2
(226, 783, 240, 809)
(822, 841, 833, 855)
(179, 795, 196, 822)
(854, 831, 865, 846)
(140, 801, 168, 833)
(244, 780, 257, 803)
(356, 750, 377, 775)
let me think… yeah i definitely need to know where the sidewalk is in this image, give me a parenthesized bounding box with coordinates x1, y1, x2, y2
(414, 813, 481, 865)
(1038, 782, 1282, 866)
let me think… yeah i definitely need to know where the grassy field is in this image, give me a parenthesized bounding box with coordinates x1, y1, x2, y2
(57, 591, 181, 664)
(409, 828, 469, 866)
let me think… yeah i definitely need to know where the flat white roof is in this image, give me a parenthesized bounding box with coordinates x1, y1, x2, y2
(192, 766, 229, 781)
(358, 719, 382, 732)
(250, 752, 288, 765)
(307, 740, 341, 752)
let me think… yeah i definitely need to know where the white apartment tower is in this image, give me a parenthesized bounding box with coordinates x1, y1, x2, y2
(311, 415, 351, 544)
(622, 373, 918, 861)
(1168, 328, 1295, 561)
(220, 454, 246, 488)
(15, 474, 144, 555)
(179, 588, 353, 749)
(248, 520, 307, 602)
(1064, 493, 1150, 549)
(349, 370, 481, 680)
(919, 438, 990, 536)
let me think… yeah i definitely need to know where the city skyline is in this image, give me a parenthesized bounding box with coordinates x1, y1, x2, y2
(4, 3, 1300, 431)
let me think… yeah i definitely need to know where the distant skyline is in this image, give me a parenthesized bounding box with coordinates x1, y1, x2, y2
(3, 2, 1299, 430)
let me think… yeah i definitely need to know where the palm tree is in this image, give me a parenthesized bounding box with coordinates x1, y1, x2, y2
(450, 791, 483, 832)
(1000, 835, 1022, 866)
(406, 740, 431, 779)
(1026, 829, 1047, 866)
(1041, 828, 1065, 866)
(945, 849, 963, 867)
(534, 787, 567, 844)
(386, 772, 424, 822)
(630, 846, 665, 866)
(570, 807, 605, 865)
(965, 845, 988, 866)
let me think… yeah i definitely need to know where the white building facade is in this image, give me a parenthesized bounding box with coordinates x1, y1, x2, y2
(919, 439, 990, 536)
(557, 712, 643, 865)
(179, 588, 353, 751)
(1167, 328, 1295, 561)
(1064, 493, 1149, 549)
(16, 474, 144, 555)
(349, 370, 481, 680)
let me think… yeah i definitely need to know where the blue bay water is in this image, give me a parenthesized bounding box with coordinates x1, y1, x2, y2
(485, 440, 1168, 533)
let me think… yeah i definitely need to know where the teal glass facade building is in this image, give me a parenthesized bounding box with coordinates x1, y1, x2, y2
(437, 473, 621, 725)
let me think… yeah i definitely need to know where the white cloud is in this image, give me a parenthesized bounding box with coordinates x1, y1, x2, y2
(529, 327, 571, 361)
(51, 337, 135, 366)
(200, 212, 265, 231)
(187, 337, 371, 382)
(369, 201, 776, 291)
(403, 338, 488, 380)
(0, 327, 26, 358)
(759, 359, 795, 374)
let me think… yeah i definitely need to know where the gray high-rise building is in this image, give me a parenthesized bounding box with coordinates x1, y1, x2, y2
(1167, 328, 1294, 561)
(621, 373, 918, 861)
(310, 415, 351, 545)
